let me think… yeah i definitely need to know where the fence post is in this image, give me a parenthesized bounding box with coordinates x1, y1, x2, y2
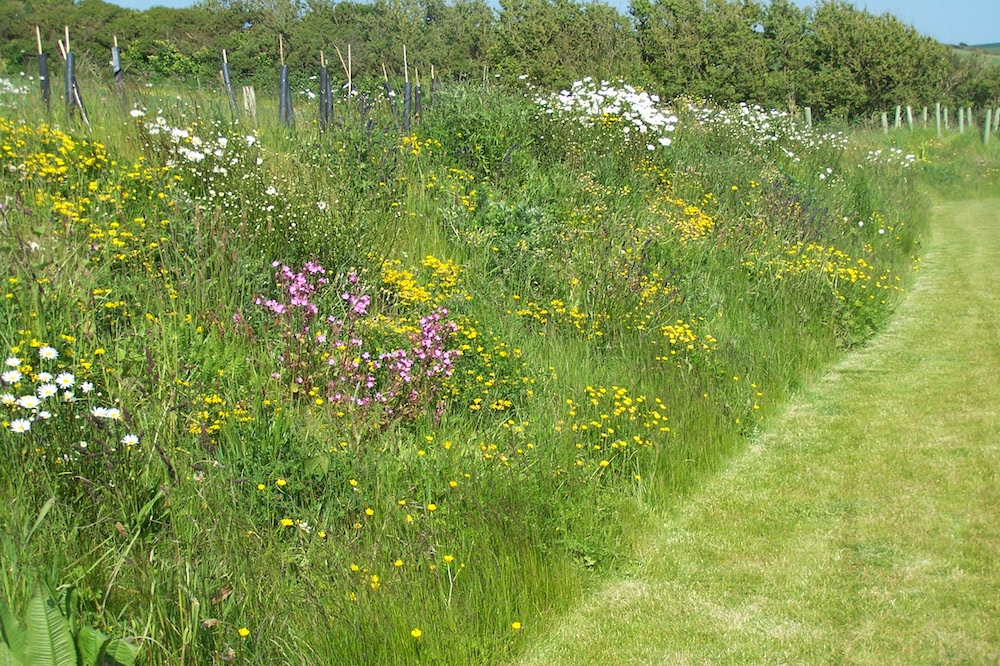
(881, 111, 889, 134)
(894, 105, 901, 129)
(944, 107, 949, 130)
(986, 108, 993, 145)
(936, 103, 941, 137)
(959, 107, 964, 134)
(804, 106, 812, 128)
(906, 105, 913, 131)
(922, 106, 928, 128)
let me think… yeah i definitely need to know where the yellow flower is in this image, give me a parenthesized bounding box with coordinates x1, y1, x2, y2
(276, 478, 287, 487)
(394, 559, 403, 567)
(280, 518, 294, 527)
(257, 483, 265, 490)
(427, 504, 437, 512)
(411, 628, 422, 639)
(238, 627, 250, 638)
(365, 507, 374, 516)
(512, 622, 522, 630)
(443, 555, 454, 563)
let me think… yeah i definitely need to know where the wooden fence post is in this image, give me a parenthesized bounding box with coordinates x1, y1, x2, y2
(959, 107, 964, 134)
(906, 106, 913, 131)
(922, 106, 928, 128)
(881, 112, 889, 134)
(986, 108, 993, 145)
(894, 105, 901, 129)
(936, 103, 941, 137)
(804, 106, 812, 128)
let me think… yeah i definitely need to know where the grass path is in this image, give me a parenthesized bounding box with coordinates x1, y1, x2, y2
(519, 199, 1000, 665)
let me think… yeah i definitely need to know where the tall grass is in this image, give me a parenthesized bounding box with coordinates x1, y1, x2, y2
(1, 71, 994, 664)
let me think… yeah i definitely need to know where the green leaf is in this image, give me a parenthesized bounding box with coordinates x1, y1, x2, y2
(0, 640, 23, 666)
(304, 453, 330, 476)
(22, 588, 76, 666)
(100, 639, 137, 666)
(0, 598, 25, 661)
(76, 626, 109, 666)
(23, 497, 56, 549)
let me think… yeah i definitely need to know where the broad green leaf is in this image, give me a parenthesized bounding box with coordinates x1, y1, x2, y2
(0, 598, 24, 661)
(76, 626, 109, 666)
(0, 640, 23, 666)
(101, 639, 138, 666)
(304, 453, 330, 476)
(23, 589, 76, 666)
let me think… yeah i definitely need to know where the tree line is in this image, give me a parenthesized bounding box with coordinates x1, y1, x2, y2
(2, 0, 999, 119)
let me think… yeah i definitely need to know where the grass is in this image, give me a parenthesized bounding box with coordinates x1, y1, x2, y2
(0, 71, 997, 663)
(518, 198, 1000, 664)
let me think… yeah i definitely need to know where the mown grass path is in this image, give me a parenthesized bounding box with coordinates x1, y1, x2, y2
(520, 199, 1000, 665)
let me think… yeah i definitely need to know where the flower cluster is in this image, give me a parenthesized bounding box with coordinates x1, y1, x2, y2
(538, 78, 678, 149)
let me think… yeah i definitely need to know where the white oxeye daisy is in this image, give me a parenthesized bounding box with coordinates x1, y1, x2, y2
(38, 346, 58, 360)
(37, 384, 58, 399)
(2, 370, 21, 384)
(9, 419, 31, 433)
(1, 393, 15, 406)
(106, 407, 122, 419)
(55, 373, 75, 388)
(81, 382, 94, 393)
(4, 357, 20, 367)
(36, 372, 52, 383)
(122, 434, 139, 447)
(38, 410, 52, 419)
(62, 390, 76, 402)
(16, 395, 41, 410)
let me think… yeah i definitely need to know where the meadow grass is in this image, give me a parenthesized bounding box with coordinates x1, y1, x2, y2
(0, 73, 996, 664)
(519, 196, 1000, 665)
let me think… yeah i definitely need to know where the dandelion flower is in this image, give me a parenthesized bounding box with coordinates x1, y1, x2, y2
(411, 628, 422, 639)
(9, 419, 31, 433)
(38, 346, 58, 360)
(512, 622, 522, 630)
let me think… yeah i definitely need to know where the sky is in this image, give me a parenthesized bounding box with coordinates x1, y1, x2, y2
(103, 0, 999, 47)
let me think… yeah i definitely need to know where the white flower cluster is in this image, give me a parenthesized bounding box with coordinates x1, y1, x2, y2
(863, 148, 916, 168)
(0, 78, 29, 96)
(1, 348, 127, 438)
(145, 115, 240, 164)
(537, 77, 678, 149)
(687, 102, 849, 153)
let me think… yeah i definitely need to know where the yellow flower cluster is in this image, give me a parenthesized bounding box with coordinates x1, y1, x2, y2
(509, 297, 608, 339)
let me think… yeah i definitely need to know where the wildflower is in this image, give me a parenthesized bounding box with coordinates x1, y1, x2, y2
(16, 395, 40, 410)
(238, 627, 250, 638)
(80, 382, 94, 393)
(0, 394, 14, 406)
(37, 411, 51, 419)
(4, 357, 20, 367)
(2, 370, 22, 384)
(9, 419, 31, 433)
(512, 622, 522, 630)
(280, 518, 294, 527)
(265, 186, 277, 196)
(276, 478, 287, 487)
(411, 628, 422, 639)
(38, 346, 58, 360)
(394, 559, 403, 567)
(37, 384, 57, 400)
(443, 555, 454, 563)
(55, 373, 75, 388)
(36, 372, 52, 383)
(426, 504, 437, 512)
(122, 434, 139, 447)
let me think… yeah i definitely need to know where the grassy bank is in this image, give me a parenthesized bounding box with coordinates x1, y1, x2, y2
(0, 76, 995, 663)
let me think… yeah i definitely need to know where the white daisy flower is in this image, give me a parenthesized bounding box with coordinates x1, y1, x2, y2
(16, 395, 40, 409)
(1, 393, 14, 405)
(80, 382, 94, 393)
(36, 372, 52, 383)
(2, 370, 22, 384)
(38, 346, 58, 360)
(55, 373, 75, 388)
(4, 357, 20, 367)
(122, 434, 139, 447)
(9, 419, 31, 433)
(37, 384, 58, 399)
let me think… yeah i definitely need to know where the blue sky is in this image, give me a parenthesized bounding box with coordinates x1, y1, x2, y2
(104, 0, 998, 47)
